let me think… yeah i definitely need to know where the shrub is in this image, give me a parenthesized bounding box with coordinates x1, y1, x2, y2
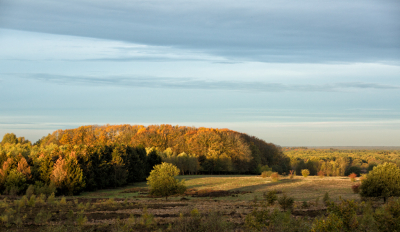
(302, 201, 310, 209)
(312, 213, 344, 232)
(26, 185, 35, 198)
(323, 192, 330, 206)
(259, 165, 272, 173)
(325, 199, 360, 231)
(147, 162, 186, 200)
(35, 209, 52, 225)
(360, 162, 400, 203)
(264, 190, 278, 206)
(270, 172, 279, 182)
(301, 169, 310, 178)
(34, 181, 57, 197)
(352, 184, 360, 194)
(349, 173, 357, 182)
(278, 194, 294, 211)
(261, 171, 272, 178)
(59, 196, 67, 205)
(172, 209, 233, 232)
(246, 207, 311, 231)
(47, 193, 55, 205)
(317, 171, 325, 178)
(28, 195, 36, 207)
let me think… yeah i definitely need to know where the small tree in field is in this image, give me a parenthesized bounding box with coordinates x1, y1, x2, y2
(360, 162, 400, 203)
(147, 162, 186, 200)
(348, 173, 357, 182)
(301, 169, 310, 178)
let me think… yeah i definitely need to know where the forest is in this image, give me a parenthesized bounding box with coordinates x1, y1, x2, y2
(284, 147, 400, 177)
(0, 124, 290, 196)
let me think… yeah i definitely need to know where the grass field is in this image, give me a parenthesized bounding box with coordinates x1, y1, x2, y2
(80, 175, 360, 202)
(0, 175, 384, 231)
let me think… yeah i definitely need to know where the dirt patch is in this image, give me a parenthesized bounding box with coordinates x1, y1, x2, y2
(120, 187, 149, 194)
(184, 188, 252, 197)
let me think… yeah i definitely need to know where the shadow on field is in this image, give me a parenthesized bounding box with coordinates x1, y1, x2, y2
(229, 179, 303, 192)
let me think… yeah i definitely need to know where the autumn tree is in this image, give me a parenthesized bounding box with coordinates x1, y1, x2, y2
(51, 154, 85, 195)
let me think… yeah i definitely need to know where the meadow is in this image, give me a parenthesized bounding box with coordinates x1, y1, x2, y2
(0, 174, 373, 231)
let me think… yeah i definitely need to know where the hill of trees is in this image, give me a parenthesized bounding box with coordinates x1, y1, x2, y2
(0, 124, 290, 195)
(36, 124, 290, 174)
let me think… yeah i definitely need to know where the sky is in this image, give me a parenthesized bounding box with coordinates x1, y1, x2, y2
(0, 0, 399, 146)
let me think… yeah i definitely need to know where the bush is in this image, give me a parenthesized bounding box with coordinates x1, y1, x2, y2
(26, 185, 35, 198)
(352, 184, 360, 194)
(348, 173, 357, 182)
(264, 190, 278, 206)
(147, 162, 186, 200)
(301, 169, 310, 178)
(323, 192, 330, 206)
(278, 194, 294, 211)
(245, 206, 311, 231)
(360, 162, 400, 203)
(34, 182, 57, 197)
(261, 171, 272, 178)
(270, 172, 279, 182)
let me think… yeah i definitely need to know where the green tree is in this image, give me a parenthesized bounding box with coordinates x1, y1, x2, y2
(302, 169, 310, 178)
(147, 162, 186, 200)
(360, 162, 400, 203)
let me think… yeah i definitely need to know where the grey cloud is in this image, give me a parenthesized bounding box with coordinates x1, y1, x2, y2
(12, 73, 400, 92)
(0, 0, 399, 63)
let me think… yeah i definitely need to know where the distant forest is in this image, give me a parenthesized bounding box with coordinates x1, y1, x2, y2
(0, 124, 290, 195)
(284, 147, 400, 177)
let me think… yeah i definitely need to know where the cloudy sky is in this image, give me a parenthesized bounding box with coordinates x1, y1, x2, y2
(0, 0, 399, 146)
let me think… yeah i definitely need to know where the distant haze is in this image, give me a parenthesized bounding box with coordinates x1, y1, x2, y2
(0, 0, 399, 146)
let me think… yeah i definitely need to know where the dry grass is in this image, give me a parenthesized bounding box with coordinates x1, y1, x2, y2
(79, 175, 359, 202)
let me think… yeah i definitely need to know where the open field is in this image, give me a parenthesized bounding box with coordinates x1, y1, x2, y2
(80, 175, 360, 202)
(0, 175, 385, 231)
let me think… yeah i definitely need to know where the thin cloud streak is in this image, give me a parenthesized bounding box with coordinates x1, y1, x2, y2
(10, 73, 400, 92)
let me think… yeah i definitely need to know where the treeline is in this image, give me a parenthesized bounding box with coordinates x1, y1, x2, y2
(284, 147, 400, 176)
(0, 142, 161, 196)
(35, 124, 290, 174)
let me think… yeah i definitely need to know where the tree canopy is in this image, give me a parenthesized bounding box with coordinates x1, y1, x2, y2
(146, 162, 186, 200)
(360, 162, 400, 202)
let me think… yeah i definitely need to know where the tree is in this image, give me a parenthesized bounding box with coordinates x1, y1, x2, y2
(1, 133, 18, 145)
(51, 154, 85, 195)
(302, 169, 310, 178)
(360, 163, 400, 203)
(146, 162, 186, 200)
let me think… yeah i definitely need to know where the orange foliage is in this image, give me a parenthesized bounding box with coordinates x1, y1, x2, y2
(17, 157, 31, 179)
